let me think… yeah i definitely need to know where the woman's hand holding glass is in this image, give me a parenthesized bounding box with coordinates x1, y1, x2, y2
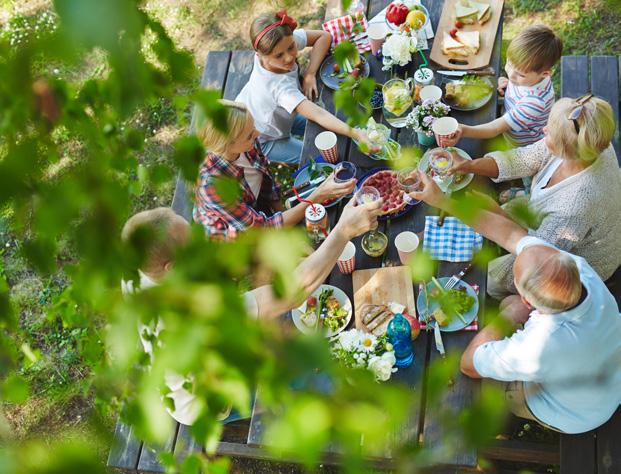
(309, 173, 356, 203)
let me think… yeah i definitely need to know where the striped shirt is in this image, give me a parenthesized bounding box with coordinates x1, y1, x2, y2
(503, 76, 555, 147)
(193, 142, 282, 239)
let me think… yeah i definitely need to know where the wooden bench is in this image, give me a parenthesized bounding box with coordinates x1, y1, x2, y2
(558, 55, 621, 474)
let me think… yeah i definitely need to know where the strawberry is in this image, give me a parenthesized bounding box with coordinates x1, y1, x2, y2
(449, 28, 458, 38)
(455, 20, 464, 28)
(306, 296, 317, 307)
(351, 68, 360, 78)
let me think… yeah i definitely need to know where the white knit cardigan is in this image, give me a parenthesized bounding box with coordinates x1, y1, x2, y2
(485, 139, 621, 297)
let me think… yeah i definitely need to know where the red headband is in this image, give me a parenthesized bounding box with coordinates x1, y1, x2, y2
(253, 10, 298, 51)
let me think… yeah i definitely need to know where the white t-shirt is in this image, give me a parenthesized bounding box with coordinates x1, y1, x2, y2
(121, 271, 258, 425)
(236, 29, 308, 143)
(473, 236, 621, 433)
(233, 153, 263, 199)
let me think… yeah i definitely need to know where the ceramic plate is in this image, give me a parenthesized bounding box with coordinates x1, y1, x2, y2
(319, 55, 371, 91)
(292, 285, 352, 337)
(417, 277, 479, 332)
(294, 160, 342, 208)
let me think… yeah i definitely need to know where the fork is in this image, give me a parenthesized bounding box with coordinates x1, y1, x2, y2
(443, 263, 472, 291)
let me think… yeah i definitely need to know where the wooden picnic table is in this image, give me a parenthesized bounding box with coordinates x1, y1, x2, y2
(245, 0, 503, 468)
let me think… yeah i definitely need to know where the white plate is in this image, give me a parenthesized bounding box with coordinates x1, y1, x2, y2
(292, 285, 352, 338)
(418, 146, 474, 192)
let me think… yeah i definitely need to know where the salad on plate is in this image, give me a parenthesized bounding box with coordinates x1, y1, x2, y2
(299, 287, 350, 335)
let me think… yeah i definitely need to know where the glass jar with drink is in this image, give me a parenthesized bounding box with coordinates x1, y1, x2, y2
(382, 78, 414, 128)
(305, 204, 329, 245)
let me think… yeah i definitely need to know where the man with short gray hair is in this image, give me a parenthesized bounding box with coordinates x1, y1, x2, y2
(411, 172, 621, 434)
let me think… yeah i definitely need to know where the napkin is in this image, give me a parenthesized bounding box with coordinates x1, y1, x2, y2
(368, 0, 435, 50)
(322, 14, 372, 52)
(417, 283, 479, 331)
(423, 216, 483, 262)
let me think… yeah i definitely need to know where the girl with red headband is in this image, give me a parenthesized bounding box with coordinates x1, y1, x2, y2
(236, 10, 370, 165)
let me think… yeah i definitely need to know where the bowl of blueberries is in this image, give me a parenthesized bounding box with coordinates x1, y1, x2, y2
(359, 85, 384, 111)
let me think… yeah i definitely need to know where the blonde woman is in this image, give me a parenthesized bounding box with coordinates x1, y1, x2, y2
(448, 95, 621, 297)
(193, 100, 355, 238)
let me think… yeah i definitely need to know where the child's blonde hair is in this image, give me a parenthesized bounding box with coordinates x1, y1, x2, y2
(547, 96, 615, 162)
(195, 100, 252, 155)
(507, 25, 562, 73)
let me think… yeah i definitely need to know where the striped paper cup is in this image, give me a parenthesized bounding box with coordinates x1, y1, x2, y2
(336, 241, 356, 274)
(315, 131, 339, 163)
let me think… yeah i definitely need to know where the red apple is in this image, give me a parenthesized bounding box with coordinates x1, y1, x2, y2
(403, 313, 421, 340)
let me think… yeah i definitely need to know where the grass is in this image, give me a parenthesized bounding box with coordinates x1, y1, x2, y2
(1, 0, 620, 468)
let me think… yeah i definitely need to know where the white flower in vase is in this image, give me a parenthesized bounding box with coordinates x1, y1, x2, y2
(381, 32, 417, 70)
(368, 352, 397, 382)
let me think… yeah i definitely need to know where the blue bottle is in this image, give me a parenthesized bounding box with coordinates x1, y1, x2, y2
(387, 313, 414, 368)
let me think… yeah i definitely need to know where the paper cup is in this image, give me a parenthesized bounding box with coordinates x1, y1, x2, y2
(432, 116, 458, 148)
(315, 131, 339, 163)
(419, 85, 443, 102)
(337, 241, 356, 274)
(367, 23, 387, 55)
(394, 231, 419, 265)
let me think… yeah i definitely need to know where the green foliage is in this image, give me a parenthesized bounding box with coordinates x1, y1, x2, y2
(508, 0, 561, 15)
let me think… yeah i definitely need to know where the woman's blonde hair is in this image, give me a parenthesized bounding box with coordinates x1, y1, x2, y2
(195, 99, 252, 155)
(515, 249, 582, 314)
(547, 96, 616, 162)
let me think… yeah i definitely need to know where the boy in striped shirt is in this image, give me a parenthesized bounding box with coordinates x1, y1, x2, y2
(445, 25, 562, 149)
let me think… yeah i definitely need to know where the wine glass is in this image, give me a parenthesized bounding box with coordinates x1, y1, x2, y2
(355, 186, 388, 257)
(334, 161, 357, 183)
(397, 168, 421, 204)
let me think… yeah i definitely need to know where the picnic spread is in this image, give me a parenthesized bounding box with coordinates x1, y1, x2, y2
(110, 0, 621, 472)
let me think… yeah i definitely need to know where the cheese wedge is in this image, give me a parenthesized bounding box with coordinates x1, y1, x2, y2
(455, 1, 478, 24)
(455, 30, 480, 51)
(469, 0, 491, 24)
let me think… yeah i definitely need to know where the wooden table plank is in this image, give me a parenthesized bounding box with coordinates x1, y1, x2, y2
(590, 56, 620, 158)
(173, 423, 204, 464)
(137, 423, 179, 473)
(107, 421, 143, 472)
(223, 50, 255, 100)
(561, 56, 589, 98)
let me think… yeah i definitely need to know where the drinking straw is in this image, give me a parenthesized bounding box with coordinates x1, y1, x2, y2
(293, 186, 317, 213)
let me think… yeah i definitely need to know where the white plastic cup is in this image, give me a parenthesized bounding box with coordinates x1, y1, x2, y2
(337, 241, 356, 274)
(394, 231, 419, 265)
(431, 116, 459, 148)
(315, 131, 339, 163)
(367, 23, 387, 55)
(419, 85, 443, 102)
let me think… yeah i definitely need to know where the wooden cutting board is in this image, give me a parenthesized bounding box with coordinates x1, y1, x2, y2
(352, 267, 416, 329)
(429, 0, 504, 70)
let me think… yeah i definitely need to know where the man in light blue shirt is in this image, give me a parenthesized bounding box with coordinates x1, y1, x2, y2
(411, 173, 621, 434)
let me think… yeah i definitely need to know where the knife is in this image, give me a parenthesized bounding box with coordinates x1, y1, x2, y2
(437, 67, 496, 77)
(434, 322, 446, 357)
(283, 175, 327, 198)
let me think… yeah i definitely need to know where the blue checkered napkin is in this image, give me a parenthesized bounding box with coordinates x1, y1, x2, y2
(423, 216, 483, 262)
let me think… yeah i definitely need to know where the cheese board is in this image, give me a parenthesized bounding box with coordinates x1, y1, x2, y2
(429, 0, 504, 70)
(352, 267, 416, 334)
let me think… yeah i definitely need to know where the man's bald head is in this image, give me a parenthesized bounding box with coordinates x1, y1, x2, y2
(514, 245, 582, 314)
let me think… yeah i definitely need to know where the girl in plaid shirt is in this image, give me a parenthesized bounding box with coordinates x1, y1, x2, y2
(193, 101, 355, 239)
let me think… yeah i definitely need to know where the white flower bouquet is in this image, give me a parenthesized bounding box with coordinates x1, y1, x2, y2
(381, 32, 418, 71)
(330, 329, 397, 382)
(405, 99, 451, 136)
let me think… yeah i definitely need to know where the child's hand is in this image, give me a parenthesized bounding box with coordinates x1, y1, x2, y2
(446, 149, 470, 176)
(302, 74, 318, 101)
(439, 124, 463, 148)
(497, 77, 509, 96)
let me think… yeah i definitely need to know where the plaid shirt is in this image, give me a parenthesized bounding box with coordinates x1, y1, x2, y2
(193, 142, 282, 239)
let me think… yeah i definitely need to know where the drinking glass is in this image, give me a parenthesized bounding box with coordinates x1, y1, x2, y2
(429, 148, 454, 192)
(397, 168, 421, 204)
(355, 186, 388, 257)
(334, 161, 357, 183)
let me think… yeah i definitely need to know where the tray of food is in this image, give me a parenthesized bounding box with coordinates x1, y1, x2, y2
(357, 168, 419, 220)
(442, 75, 494, 111)
(292, 285, 352, 337)
(429, 0, 504, 70)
